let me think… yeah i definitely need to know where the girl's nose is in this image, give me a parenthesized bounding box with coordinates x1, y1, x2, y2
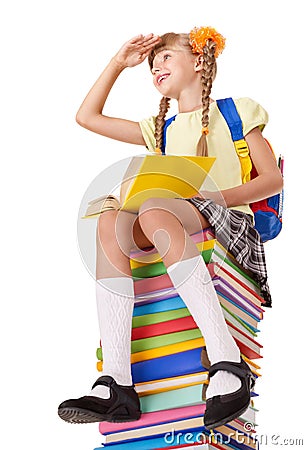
(151, 66, 160, 75)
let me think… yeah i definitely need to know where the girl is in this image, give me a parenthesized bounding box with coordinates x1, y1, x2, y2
(58, 27, 283, 429)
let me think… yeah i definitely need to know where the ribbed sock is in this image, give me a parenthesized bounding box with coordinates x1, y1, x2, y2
(167, 255, 241, 399)
(89, 277, 134, 399)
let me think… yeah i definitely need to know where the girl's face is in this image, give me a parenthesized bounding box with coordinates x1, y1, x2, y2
(151, 47, 201, 100)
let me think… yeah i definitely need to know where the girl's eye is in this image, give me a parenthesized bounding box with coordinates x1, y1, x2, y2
(164, 54, 171, 61)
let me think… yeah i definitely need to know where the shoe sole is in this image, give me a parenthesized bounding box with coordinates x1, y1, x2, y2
(58, 406, 141, 424)
(204, 400, 250, 430)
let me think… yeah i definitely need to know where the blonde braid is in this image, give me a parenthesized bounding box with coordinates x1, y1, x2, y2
(154, 96, 171, 153)
(196, 40, 217, 156)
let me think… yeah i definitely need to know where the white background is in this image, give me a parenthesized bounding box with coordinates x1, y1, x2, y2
(1, 1, 306, 449)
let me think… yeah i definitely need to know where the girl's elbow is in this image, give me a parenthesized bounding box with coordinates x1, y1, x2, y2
(75, 110, 88, 128)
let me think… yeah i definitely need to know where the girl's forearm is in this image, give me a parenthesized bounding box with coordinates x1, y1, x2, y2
(76, 58, 125, 126)
(201, 171, 283, 208)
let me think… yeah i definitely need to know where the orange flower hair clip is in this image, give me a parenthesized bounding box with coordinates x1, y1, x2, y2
(189, 26, 226, 58)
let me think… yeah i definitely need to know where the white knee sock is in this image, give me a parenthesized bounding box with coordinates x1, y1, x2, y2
(167, 255, 241, 399)
(89, 277, 134, 399)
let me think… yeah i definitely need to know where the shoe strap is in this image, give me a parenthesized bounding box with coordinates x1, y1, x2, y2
(92, 375, 135, 390)
(208, 358, 251, 380)
(91, 375, 138, 414)
(92, 375, 115, 390)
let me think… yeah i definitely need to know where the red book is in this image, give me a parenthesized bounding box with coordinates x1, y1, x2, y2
(131, 316, 197, 341)
(227, 321, 262, 359)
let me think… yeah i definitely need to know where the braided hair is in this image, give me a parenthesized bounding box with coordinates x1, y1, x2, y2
(197, 39, 217, 156)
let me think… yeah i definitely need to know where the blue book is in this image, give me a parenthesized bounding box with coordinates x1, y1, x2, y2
(132, 347, 204, 383)
(133, 295, 185, 317)
(239, 319, 259, 334)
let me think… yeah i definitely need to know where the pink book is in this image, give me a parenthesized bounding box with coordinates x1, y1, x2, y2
(134, 272, 173, 296)
(99, 404, 205, 435)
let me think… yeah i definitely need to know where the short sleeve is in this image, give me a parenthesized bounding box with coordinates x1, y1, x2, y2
(234, 97, 269, 136)
(139, 116, 156, 152)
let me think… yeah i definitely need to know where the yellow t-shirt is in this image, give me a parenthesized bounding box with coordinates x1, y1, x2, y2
(139, 97, 268, 216)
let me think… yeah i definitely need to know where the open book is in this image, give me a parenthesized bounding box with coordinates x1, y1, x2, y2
(82, 155, 215, 218)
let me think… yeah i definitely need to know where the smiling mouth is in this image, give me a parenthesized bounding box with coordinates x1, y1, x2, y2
(157, 73, 170, 84)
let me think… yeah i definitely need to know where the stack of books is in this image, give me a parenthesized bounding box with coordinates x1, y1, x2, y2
(95, 228, 265, 449)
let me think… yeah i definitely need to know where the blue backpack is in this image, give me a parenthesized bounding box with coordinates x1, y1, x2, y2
(162, 98, 284, 242)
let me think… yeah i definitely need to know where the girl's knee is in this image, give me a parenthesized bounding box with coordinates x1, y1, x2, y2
(139, 197, 171, 213)
(139, 198, 172, 223)
(138, 198, 182, 241)
(97, 209, 139, 253)
(139, 198, 209, 235)
(97, 211, 124, 257)
(139, 198, 165, 229)
(97, 210, 118, 240)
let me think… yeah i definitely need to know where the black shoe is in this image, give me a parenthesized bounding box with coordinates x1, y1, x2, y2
(58, 375, 141, 424)
(204, 358, 255, 429)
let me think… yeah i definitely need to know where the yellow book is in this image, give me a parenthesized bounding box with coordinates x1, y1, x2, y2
(83, 155, 215, 217)
(120, 155, 216, 212)
(96, 338, 204, 369)
(135, 371, 208, 397)
(130, 337, 205, 363)
(243, 355, 261, 371)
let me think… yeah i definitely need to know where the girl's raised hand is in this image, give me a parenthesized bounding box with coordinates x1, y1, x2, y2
(113, 34, 161, 68)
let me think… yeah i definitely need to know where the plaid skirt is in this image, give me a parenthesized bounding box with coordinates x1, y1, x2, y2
(187, 197, 272, 307)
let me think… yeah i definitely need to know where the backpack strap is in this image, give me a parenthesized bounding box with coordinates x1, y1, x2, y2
(216, 98, 252, 184)
(161, 114, 177, 154)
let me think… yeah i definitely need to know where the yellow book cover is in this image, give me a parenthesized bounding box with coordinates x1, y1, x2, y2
(120, 155, 216, 212)
(130, 337, 205, 364)
(82, 155, 215, 217)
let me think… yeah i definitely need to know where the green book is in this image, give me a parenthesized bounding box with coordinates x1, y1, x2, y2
(96, 328, 202, 360)
(139, 383, 203, 413)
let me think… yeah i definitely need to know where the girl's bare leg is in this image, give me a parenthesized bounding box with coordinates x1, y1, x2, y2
(96, 209, 152, 280)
